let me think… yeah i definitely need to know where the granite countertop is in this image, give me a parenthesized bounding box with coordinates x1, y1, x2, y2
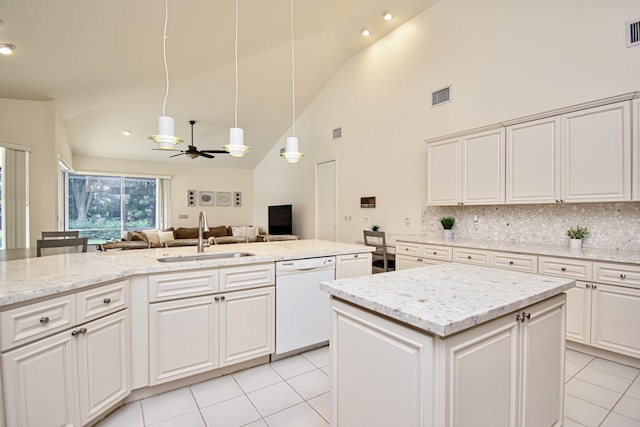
(0, 239, 372, 308)
(320, 263, 574, 337)
(394, 236, 640, 265)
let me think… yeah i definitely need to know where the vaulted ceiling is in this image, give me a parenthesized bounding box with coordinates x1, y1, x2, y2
(0, 0, 439, 167)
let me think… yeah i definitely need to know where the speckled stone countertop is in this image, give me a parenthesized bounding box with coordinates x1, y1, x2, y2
(395, 236, 640, 265)
(0, 240, 372, 308)
(320, 263, 574, 337)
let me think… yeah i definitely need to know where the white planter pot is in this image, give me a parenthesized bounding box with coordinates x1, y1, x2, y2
(443, 229, 453, 240)
(569, 239, 582, 249)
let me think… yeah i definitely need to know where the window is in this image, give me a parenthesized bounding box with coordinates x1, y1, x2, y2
(66, 173, 159, 242)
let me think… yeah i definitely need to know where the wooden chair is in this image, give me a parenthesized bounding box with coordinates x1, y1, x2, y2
(41, 231, 79, 239)
(363, 230, 395, 273)
(36, 237, 88, 257)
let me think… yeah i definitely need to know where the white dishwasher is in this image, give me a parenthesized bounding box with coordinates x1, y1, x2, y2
(275, 256, 335, 357)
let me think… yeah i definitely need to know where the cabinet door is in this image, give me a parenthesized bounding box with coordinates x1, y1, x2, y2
(336, 253, 372, 278)
(219, 287, 275, 367)
(149, 295, 218, 385)
(396, 254, 420, 271)
(330, 298, 433, 427)
(506, 117, 562, 204)
(565, 282, 592, 345)
(219, 263, 275, 292)
(562, 101, 631, 202)
(633, 98, 640, 201)
(427, 138, 460, 205)
(591, 283, 640, 358)
(1, 329, 79, 427)
(452, 248, 490, 266)
(77, 310, 130, 425)
(518, 295, 565, 427)
(460, 128, 506, 205)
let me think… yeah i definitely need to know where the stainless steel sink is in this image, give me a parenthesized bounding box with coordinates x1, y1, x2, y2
(157, 252, 254, 263)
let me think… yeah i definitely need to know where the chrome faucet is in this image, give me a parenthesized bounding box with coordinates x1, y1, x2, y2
(197, 211, 209, 253)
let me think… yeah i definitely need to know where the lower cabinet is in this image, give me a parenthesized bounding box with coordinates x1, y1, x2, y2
(330, 294, 565, 427)
(335, 253, 372, 279)
(567, 280, 640, 358)
(1, 309, 129, 426)
(149, 286, 275, 385)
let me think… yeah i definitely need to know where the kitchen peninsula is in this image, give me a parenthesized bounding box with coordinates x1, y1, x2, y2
(0, 240, 372, 427)
(320, 263, 575, 427)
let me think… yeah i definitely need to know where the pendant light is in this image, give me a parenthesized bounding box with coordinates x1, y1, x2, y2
(148, 0, 183, 149)
(280, 0, 304, 164)
(223, 0, 251, 157)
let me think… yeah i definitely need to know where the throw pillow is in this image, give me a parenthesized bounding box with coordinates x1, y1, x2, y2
(131, 231, 148, 242)
(174, 227, 199, 239)
(142, 229, 160, 247)
(158, 230, 175, 245)
(208, 225, 228, 238)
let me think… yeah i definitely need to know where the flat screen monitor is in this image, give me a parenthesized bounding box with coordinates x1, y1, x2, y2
(268, 204, 292, 235)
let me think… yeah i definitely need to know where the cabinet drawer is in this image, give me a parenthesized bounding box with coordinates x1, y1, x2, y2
(76, 280, 129, 323)
(219, 263, 275, 292)
(452, 248, 490, 266)
(0, 295, 76, 351)
(420, 245, 452, 262)
(396, 242, 420, 256)
(491, 253, 538, 273)
(538, 257, 592, 281)
(149, 269, 219, 302)
(593, 262, 640, 288)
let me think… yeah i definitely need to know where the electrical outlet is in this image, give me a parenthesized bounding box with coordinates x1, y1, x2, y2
(179, 214, 188, 219)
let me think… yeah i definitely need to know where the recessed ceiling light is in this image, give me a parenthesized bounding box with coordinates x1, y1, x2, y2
(361, 28, 370, 36)
(0, 44, 16, 55)
(122, 130, 132, 136)
(383, 12, 393, 21)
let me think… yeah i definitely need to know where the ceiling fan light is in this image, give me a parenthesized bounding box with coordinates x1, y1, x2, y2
(280, 136, 304, 163)
(223, 127, 251, 157)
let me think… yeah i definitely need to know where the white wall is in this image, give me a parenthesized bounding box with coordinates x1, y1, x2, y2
(254, 0, 640, 245)
(73, 155, 255, 229)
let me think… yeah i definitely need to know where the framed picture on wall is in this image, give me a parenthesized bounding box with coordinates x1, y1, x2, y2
(199, 191, 215, 206)
(216, 191, 232, 206)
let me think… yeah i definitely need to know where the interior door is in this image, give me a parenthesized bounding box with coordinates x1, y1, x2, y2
(317, 160, 336, 241)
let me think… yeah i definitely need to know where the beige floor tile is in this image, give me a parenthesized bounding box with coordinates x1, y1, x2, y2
(308, 392, 331, 422)
(565, 349, 595, 366)
(95, 401, 144, 427)
(242, 420, 268, 427)
(140, 387, 199, 426)
(601, 412, 640, 427)
(563, 418, 587, 427)
(563, 395, 609, 427)
(147, 410, 205, 427)
(270, 354, 317, 379)
(286, 369, 330, 400)
(199, 395, 261, 427)
(264, 402, 329, 427)
(232, 364, 283, 393)
(627, 376, 640, 400)
(589, 358, 640, 380)
(576, 366, 635, 393)
(301, 346, 330, 368)
(614, 395, 640, 421)
(565, 377, 622, 409)
(247, 381, 303, 417)
(190, 374, 244, 408)
(566, 359, 587, 378)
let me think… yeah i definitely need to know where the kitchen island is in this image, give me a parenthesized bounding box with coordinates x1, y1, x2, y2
(320, 263, 575, 427)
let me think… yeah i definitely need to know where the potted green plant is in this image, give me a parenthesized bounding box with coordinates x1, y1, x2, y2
(439, 216, 455, 239)
(566, 225, 589, 249)
(370, 225, 380, 231)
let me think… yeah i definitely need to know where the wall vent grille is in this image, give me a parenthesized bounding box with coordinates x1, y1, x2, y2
(332, 127, 342, 139)
(627, 18, 640, 47)
(432, 86, 451, 107)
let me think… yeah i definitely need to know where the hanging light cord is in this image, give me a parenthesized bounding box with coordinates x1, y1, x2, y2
(234, 0, 239, 128)
(162, 0, 170, 117)
(290, 0, 296, 137)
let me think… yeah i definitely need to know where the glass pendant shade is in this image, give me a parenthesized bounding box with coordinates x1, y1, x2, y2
(223, 127, 250, 157)
(280, 136, 304, 163)
(149, 116, 183, 149)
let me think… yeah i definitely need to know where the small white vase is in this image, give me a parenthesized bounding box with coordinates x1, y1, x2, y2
(443, 229, 453, 239)
(569, 239, 582, 249)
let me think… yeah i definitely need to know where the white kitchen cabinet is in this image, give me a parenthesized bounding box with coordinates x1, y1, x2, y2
(1, 309, 130, 427)
(562, 101, 631, 202)
(491, 252, 538, 274)
(506, 117, 562, 204)
(219, 263, 275, 292)
(443, 294, 565, 427)
(396, 242, 452, 271)
(219, 287, 275, 367)
(452, 247, 490, 266)
(633, 98, 640, 201)
(565, 281, 592, 345)
(149, 295, 218, 385)
(427, 128, 505, 206)
(335, 253, 372, 278)
(591, 283, 640, 358)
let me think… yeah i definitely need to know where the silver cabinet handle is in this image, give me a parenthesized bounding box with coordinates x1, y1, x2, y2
(354, 254, 358, 258)
(592, 284, 597, 289)
(509, 261, 514, 265)
(433, 251, 437, 255)
(214, 296, 220, 301)
(560, 267, 567, 272)
(586, 283, 591, 288)
(40, 316, 50, 324)
(620, 274, 626, 279)
(71, 328, 87, 337)
(103, 297, 111, 304)
(417, 258, 423, 262)
(220, 296, 226, 301)
(467, 256, 472, 260)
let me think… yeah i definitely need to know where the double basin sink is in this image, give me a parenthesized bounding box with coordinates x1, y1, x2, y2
(157, 252, 253, 263)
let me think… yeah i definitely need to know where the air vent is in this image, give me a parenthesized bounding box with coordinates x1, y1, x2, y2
(332, 127, 342, 139)
(431, 86, 451, 107)
(627, 18, 640, 47)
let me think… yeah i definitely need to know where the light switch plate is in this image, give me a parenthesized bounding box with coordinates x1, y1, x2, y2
(187, 190, 196, 207)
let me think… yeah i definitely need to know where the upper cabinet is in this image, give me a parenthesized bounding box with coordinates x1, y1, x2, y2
(562, 101, 631, 203)
(633, 98, 640, 201)
(427, 128, 505, 206)
(429, 95, 635, 206)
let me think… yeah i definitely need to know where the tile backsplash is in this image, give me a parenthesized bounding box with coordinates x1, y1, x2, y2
(422, 202, 640, 251)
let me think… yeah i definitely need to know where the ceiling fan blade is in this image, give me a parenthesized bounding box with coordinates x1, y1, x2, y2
(152, 148, 182, 152)
(169, 152, 185, 158)
(200, 149, 228, 154)
(198, 152, 215, 159)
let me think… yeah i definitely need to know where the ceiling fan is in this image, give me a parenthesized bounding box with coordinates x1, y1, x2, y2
(158, 120, 228, 159)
